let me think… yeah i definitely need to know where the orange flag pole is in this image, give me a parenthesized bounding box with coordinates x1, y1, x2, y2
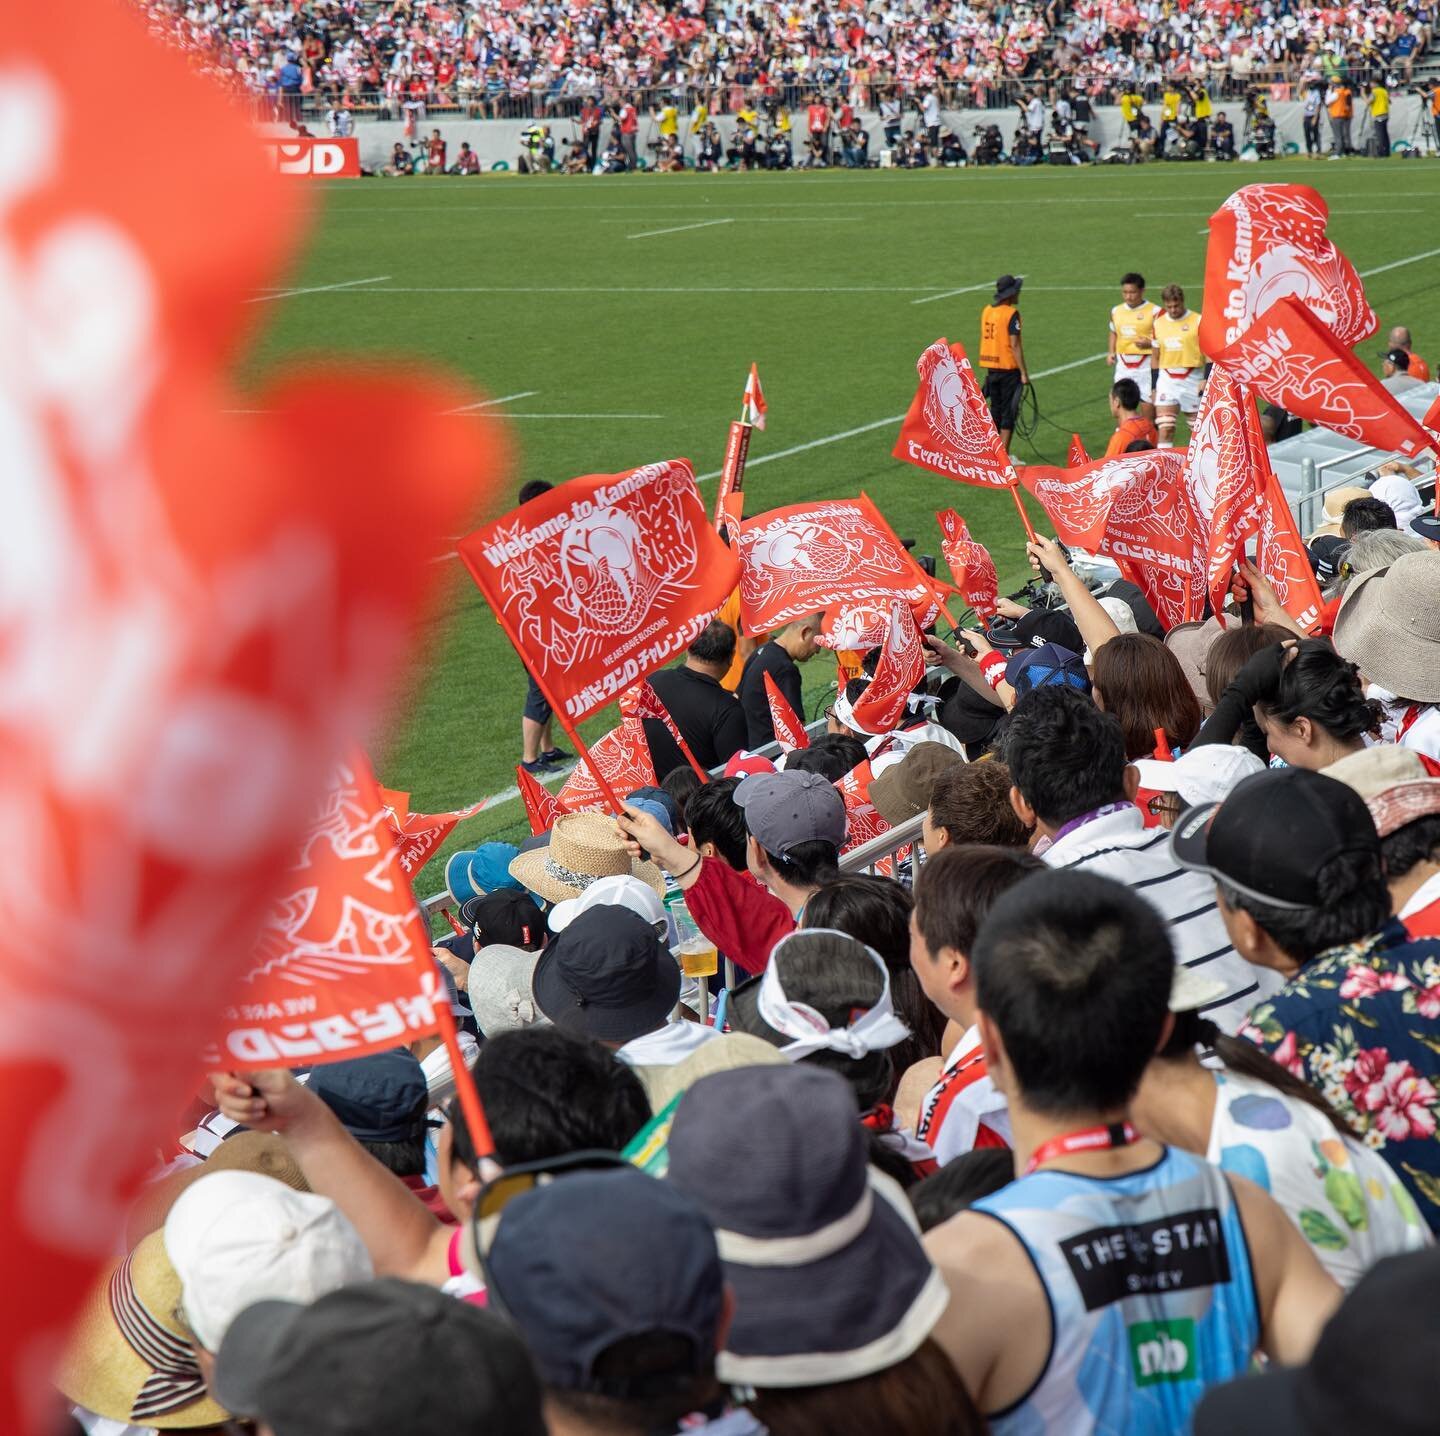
(1007, 482, 1038, 544)
(433, 994, 494, 1160)
(438, 906, 466, 938)
(556, 713, 628, 816)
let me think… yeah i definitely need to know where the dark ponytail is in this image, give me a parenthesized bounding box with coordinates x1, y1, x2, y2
(1256, 638, 1382, 746)
(1161, 1007, 1360, 1140)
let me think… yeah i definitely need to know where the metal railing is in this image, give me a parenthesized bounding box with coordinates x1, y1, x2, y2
(838, 811, 925, 878)
(1296, 450, 1439, 536)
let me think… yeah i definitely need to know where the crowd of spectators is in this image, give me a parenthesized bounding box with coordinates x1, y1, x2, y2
(137, 0, 1437, 131)
(54, 444, 1440, 1432)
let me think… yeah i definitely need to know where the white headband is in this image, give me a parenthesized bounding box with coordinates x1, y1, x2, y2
(829, 688, 879, 737)
(757, 929, 911, 1061)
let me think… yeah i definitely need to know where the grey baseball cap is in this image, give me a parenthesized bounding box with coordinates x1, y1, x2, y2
(735, 771, 847, 855)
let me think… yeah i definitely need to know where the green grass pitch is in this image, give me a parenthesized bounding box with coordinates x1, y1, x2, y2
(243, 158, 1440, 899)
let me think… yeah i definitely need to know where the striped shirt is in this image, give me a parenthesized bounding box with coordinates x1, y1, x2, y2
(1042, 807, 1280, 1031)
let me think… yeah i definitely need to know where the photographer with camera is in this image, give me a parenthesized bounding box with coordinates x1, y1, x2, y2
(1186, 81, 1212, 152)
(1364, 76, 1391, 156)
(1302, 81, 1323, 156)
(1212, 110, 1237, 159)
(695, 119, 722, 172)
(974, 122, 1004, 166)
(517, 122, 554, 174)
(1326, 76, 1353, 155)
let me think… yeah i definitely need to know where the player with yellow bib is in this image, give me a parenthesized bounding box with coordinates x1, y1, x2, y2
(1107, 271, 1160, 413)
(1152, 283, 1206, 447)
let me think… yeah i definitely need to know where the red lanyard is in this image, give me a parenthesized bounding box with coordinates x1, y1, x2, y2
(1024, 1121, 1139, 1176)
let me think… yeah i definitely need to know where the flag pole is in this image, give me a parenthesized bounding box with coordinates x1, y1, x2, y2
(433, 994, 495, 1160)
(1007, 482, 1038, 543)
(555, 712, 629, 816)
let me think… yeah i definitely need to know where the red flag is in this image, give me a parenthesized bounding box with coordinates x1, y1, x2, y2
(818, 599, 893, 652)
(849, 599, 925, 734)
(937, 510, 1000, 618)
(557, 719, 658, 810)
(1245, 395, 1326, 632)
(713, 420, 753, 527)
(621, 678, 707, 779)
(763, 671, 810, 751)
(212, 755, 443, 1067)
(739, 494, 939, 633)
(1217, 298, 1435, 459)
(1, 4, 505, 1417)
(743, 362, 768, 429)
(1183, 368, 1264, 621)
(893, 339, 1019, 486)
(837, 761, 891, 853)
(1021, 451, 1205, 629)
(1201, 183, 1375, 358)
(458, 460, 740, 724)
(1068, 434, 1091, 466)
(516, 764, 566, 836)
(380, 789, 486, 880)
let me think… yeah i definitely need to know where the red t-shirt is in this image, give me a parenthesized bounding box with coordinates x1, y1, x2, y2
(619, 104, 638, 133)
(808, 103, 829, 132)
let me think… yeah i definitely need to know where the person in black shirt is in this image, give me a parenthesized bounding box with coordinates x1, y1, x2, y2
(644, 621, 748, 777)
(737, 614, 823, 748)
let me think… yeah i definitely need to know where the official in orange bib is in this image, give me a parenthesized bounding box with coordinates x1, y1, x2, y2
(979, 273, 1029, 454)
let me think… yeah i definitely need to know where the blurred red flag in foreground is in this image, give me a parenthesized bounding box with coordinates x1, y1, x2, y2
(211, 756, 444, 1068)
(0, 4, 504, 1427)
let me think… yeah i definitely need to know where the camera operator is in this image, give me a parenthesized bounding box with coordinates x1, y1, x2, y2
(599, 129, 627, 173)
(651, 132, 684, 172)
(695, 119, 722, 171)
(1186, 82, 1212, 151)
(974, 122, 1004, 165)
(1302, 81, 1323, 156)
(767, 116, 795, 168)
(727, 115, 759, 170)
(900, 127, 929, 168)
(1011, 119, 1041, 165)
(840, 119, 869, 167)
(1130, 111, 1158, 161)
(518, 122, 554, 173)
(1211, 110, 1237, 159)
(917, 84, 942, 153)
(1426, 77, 1440, 151)
(1364, 76, 1391, 156)
(938, 126, 967, 166)
(561, 136, 589, 174)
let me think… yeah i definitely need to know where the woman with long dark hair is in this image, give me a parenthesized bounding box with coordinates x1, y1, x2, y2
(1091, 632, 1202, 759)
(1251, 638, 1381, 770)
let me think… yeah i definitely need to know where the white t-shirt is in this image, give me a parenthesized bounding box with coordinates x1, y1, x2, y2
(921, 91, 941, 127)
(1368, 687, 1440, 761)
(1207, 1067, 1431, 1288)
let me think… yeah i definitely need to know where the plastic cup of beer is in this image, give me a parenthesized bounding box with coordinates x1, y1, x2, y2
(677, 938, 719, 978)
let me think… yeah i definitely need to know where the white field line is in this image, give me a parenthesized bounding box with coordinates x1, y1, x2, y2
(259, 283, 1151, 296)
(443, 390, 538, 415)
(911, 281, 997, 306)
(693, 351, 1108, 481)
(248, 274, 390, 302)
(1359, 245, 1440, 278)
(628, 217, 734, 239)
(501, 412, 664, 419)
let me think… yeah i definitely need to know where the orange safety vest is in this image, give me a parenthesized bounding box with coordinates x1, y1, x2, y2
(1329, 87, 1352, 118)
(979, 303, 1019, 370)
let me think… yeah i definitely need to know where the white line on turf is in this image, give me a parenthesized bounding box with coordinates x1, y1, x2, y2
(628, 218, 735, 239)
(911, 281, 997, 306)
(247, 274, 390, 302)
(693, 351, 1108, 481)
(267, 283, 1147, 296)
(1359, 245, 1440, 278)
(502, 412, 664, 419)
(443, 390, 538, 415)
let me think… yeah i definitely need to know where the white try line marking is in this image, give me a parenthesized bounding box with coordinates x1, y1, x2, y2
(911, 281, 997, 306)
(693, 351, 1108, 481)
(503, 412, 665, 419)
(628, 217, 735, 239)
(1359, 244, 1440, 278)
(443, 390, 538, 415)
(248, 274, 390, 302)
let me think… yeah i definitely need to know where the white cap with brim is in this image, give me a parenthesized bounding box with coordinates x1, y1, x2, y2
(548, 873, 666, 934)
(1131, 745, 1266, 806)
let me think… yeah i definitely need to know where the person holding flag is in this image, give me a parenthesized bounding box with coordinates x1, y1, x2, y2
(978, 274, 1028, 454)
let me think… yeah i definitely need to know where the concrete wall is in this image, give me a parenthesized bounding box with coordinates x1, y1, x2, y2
(338, 95, 1433, 170)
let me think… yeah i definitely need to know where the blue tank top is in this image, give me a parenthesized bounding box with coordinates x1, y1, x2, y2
(973, 1146, 1259, 1435)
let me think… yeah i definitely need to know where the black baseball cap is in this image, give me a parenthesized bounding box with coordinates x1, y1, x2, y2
(462, 888, 545, 951)
(1410, 511, 1440, 543)
(485, 1167, 722, 1397)
(531, 905, 680, 1043)
(1170, 769, 1379, 910)
(1383, 347, 1412, 371)
(214, 1278, 547, 1435)
(1193, 1246, 1440, 1434)
(1308, 534, 1350, 584)
(307, 1050, 428, 1143)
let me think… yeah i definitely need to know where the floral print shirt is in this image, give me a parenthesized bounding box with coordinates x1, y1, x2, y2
(1241, 921, 1440, 1236)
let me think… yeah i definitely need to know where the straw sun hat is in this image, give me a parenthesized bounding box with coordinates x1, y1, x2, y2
(508, 811, 663, 905)
(1333, 551, 1440, 705)
(56, 1229, 229, 1429)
